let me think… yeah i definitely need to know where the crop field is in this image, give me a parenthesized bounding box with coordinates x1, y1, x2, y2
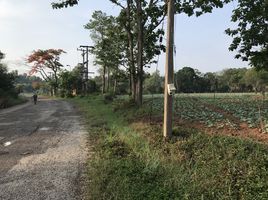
(122, 93, 268, 141)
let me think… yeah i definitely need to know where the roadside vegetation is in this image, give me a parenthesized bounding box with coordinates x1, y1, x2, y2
(0, 51, 27, 108)
(21, 4, 267, 196)
(1, 0, 267, 198)
(73, 95, 268, 200)
(0, 50, 48, 108)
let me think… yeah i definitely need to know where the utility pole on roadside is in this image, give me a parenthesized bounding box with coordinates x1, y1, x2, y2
(77, 45, 94, 94)
(163, 0, 176, 138)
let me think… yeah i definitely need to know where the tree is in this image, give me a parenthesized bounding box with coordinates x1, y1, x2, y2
(144, 70, 164, 94)
(15, 74, 43, 93)
(0, 51, 17, 98)
(204, 72, 218, 92)
(0, 51, 4, 60)
(52, 0, 232, 104)
(219, 68, 247, 92)
(225, 0, 268, 70)
(175, 67, 198, 93)
(59, 71, 77, 97)
(27, 49, 65, 95)
(85, 11, 125, 94)
(244, 68, 268, 94)
(110, 0, 166, 105)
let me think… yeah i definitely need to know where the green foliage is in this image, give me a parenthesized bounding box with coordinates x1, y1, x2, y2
(219, 68, 248, 92)
(124, 93, 268, 131)
(173, 0, 232, 18)
(87, 79, 98, 93)
(27, 49, 65, 96)
(52, 0, 232, 104)
(244, 68, 268, 93)
(15, 73, 43, 93)
(0, 68, 17, 97)
(0, 95, 27, 109)
(72, 95, 268, 199)
(204, 96, 268, 129)
(0, 50, 4, 60)
(85, 11, 126, 94)
(0, 51, 28, 108)
(204, 72, 218, 92)
(51, 0, 79, 9)
(175, 67, 202, 93)
(103, 93, 115, 104)
(0, 52, 18, 98)
(144, 70, 163, 94)
(172, 67, 265, 93)
(59, 70, 79, 97)
(225, 0, 268, 69)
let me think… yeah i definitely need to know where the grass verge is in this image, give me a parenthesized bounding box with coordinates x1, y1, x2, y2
(72, 95, 268, 200)
(0, 95, 28, 109)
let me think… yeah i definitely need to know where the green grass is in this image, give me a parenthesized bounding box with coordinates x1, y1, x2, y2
(72, 95, 268, 200)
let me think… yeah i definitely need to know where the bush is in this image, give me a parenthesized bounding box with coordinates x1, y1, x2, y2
(103, 93, 115, 104)
(59, 89, 74, 98)
(0, 94, 27, 108)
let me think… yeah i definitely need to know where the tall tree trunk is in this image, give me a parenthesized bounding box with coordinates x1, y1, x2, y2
(107, 67, 110, 92)
(113, 77, 117, 94)
(102, 65, 106, 94)
(126, 0, 136, 101)
(53, 70, 58, 96)
(129, 72, 132, 96)
(136, 0, 143, 106)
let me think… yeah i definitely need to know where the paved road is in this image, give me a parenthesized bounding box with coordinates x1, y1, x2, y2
(0, 98, 88, 200)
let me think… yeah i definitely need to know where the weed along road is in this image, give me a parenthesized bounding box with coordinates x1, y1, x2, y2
(0, 98, 87, 200)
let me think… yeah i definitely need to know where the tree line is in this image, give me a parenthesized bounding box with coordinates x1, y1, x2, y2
(51, 65, 268, 96)
(28, 61, 268, 97)
(2, 47, 268, 102)
(0, 51, 43, 108)
(0, 51, 17, 100)
(18, 0, 267, 100)
(50, 0, 267, 105)
(174, 67, 268, 94)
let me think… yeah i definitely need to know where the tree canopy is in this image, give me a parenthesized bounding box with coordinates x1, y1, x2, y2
(52, 0, 233, 104)
(225, 0, 268, 70)
(0, 51, 18, 98)
(27, 49, 66, 95)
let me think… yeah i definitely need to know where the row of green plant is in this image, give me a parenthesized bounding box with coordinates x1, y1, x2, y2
(72, 95, 268, 200)
(203, 97, 268, 130)
(137, 94, 268, 131)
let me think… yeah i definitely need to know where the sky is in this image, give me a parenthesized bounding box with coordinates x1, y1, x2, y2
(0, 0, 248, 76)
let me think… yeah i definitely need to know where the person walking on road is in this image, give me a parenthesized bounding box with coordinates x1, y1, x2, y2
(33, 93, 38, 105)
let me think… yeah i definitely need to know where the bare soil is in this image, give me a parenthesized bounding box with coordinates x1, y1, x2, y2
(134, 101, 268, 144)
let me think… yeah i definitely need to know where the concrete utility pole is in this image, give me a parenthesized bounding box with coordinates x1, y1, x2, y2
(77, 45, 94, 94)
(163, 0, 175, 138)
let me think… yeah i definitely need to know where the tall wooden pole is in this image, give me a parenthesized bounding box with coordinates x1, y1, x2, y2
(163, 0, 174, 138)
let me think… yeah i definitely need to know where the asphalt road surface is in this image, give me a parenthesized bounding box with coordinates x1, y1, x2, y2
(0, 98, 88, 200)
